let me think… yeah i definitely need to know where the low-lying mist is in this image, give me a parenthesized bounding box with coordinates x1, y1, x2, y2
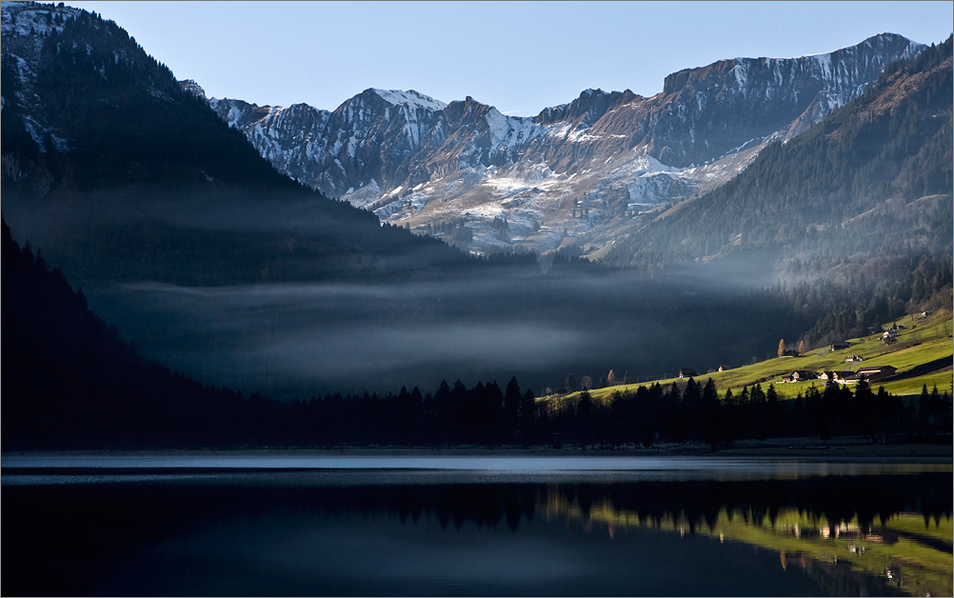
(84, 263, 805, 399)
(4, 183, 808, 399)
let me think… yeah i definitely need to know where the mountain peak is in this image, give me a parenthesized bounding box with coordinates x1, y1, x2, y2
(370, 88, 447, 112)
(179, 79, 207, 101)
(534, 87, 638, 126)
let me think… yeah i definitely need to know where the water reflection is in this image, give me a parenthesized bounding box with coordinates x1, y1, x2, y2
(540, 490, 951, 598)
(2, 465, 950, 596)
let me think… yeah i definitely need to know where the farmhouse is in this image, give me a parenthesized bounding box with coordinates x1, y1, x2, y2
(678, 368, 698, 379)
(819, 371, 856, 384)
(829, 341, 850, 351)
(847, 365, 897, 383)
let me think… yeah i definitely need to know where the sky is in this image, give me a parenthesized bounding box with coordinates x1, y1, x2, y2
(57, 1, 954, 117)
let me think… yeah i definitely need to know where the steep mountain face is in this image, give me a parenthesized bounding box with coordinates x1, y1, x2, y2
(603, 36, 954, 345)
(209, 33, 924, 256)
(0, 1, 470, 285)
(604, 36, 953, 267)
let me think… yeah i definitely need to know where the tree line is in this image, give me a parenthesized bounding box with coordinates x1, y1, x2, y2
(137, 376, 954, 449)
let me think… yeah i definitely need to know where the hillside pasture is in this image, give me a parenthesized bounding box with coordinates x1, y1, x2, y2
(550, 310, 952, 403)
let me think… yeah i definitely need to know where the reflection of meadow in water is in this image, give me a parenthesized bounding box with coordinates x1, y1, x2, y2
(2, 463, 950, 596)
(542, 490, 952, 598)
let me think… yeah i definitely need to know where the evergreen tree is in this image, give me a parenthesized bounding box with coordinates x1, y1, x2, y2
(564, 373, 577, 393)
(702, 378, 723, 449)
(751, 384, 768, 442)
(504, 376, 522, 438)
(576, 390, 594, 446)
(518, 389, 536, 445)
(765, 384, 783, 437)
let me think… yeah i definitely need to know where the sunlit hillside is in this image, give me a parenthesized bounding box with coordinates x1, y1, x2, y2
(549, 309, 952, 404)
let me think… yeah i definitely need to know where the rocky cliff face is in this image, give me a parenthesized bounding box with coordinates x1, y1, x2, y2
(206, 34, 924, 256)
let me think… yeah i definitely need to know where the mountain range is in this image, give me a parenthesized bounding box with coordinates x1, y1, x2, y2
(205, 33, 925, 256)
(1, 1, 950, 401)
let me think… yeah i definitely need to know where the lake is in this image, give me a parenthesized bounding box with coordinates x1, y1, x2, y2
(2, 454, 951, 596)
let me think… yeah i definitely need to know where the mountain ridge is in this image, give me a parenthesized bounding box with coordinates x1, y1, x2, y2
(207, 32, 925, 256)
(603, 35, 954, 346)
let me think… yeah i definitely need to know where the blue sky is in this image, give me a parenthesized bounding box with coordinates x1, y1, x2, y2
(68, 1, 953, 116)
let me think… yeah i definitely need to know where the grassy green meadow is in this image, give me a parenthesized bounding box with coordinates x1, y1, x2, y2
(549, 310, 952, 405)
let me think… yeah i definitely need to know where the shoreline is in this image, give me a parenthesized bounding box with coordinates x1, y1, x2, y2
(3, 441, 951, 462)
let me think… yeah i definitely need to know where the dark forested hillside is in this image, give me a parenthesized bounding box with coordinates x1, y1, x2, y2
(1, 4, 475, 286)
(1, 214, 242, 448)
(603, 36, 953, 346)
(1, 7, 290, 190)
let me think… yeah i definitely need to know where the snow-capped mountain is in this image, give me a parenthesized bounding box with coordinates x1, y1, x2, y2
(207, 33, 924, 256)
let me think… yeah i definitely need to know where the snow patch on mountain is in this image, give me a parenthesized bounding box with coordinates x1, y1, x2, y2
(179, 79, 207, 100)
(1, 1, 80, 38)
(2, 2, 88, 153)
(371, 88, 447, 111)
(485, 108, 544, 156)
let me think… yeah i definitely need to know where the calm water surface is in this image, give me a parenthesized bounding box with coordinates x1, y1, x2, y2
(2, 454, 951, 596)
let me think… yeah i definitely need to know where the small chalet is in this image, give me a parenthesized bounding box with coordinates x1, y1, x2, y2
(678, 368, 698, 379)
(845, 355, 864, 363)
(829, 341, 850, 351)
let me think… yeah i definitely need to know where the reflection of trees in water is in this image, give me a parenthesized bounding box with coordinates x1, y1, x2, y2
(589, 475, 953, 532)
(342, 483, 540, 532)
(3, 473, 950, 596)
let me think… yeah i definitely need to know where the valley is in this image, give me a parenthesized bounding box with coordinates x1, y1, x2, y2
(0, 1, 950, 449)
(1, 4, 951, 597)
